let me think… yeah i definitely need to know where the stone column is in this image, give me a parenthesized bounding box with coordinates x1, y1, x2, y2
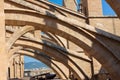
(0, 0, 8, 80)
(21, 56, 24, 78)
(82, 0, 103, 16)
(13, 59, 16, 78)
(15, 57, 19, 78)
(10, 59, 14, 78)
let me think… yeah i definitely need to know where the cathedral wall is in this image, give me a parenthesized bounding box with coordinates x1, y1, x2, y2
(89, 17, 120, 36)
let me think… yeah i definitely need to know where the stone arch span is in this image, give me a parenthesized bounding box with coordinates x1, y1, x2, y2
(6, 28, 91, 79)
(5, 8, 120, 79)
(6, 29, 90, 63)
(12, 38, 91, 79)
(9, 51, 69, 79)
(6, 25, 35, 52)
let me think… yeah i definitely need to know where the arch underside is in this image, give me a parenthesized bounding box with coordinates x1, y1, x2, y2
(11, 50, 69, 79)
(5, 0, 120, 80)
(7, 30, 92, 79)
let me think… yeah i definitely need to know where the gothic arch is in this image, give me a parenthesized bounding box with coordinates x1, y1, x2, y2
(6, 25, 35, 51)
(13, 38, 90, 79)
(5, 9, 120, 79)
(10, 52, 68, 79)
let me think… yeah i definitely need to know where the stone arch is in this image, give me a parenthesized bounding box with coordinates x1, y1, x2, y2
(6, 25, 91, 79)
(6, 25, 35, 51)
(9, 52, 69, 79)
(13, 39, 90, 79)
(6, 30, 90, 62)
(5, 9, 120, 79)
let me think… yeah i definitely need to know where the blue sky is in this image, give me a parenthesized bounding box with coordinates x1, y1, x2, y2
(48, 0, 116, 15)
(24, 56, 39, 63)
(102, 0, 116, 15)
(24, 0, 116, 63)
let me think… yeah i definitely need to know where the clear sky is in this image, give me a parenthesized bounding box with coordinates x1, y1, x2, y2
(24, 0, 116, 63)
(102, 0, 116, 15)
(24, 56, 39, 63)
(48, 0, 116, 15)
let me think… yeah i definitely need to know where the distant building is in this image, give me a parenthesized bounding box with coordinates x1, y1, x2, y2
(24, 68, 54, 77)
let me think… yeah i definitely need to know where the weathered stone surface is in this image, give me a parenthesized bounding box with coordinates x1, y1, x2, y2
(0, 0, 120, 80)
